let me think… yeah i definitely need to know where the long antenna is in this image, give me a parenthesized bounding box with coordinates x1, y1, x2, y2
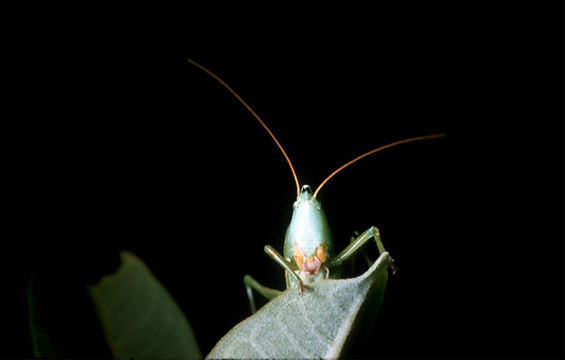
(313, 134, 446, 198)
(187, 58, 301, 194)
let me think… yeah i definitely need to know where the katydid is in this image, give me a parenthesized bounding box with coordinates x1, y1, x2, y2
(187, 58, 444, 313)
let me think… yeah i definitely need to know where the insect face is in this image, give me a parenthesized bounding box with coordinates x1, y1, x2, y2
(283, 184, 335, 273)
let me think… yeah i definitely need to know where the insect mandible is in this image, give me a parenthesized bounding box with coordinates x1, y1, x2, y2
(187, 58, 444, 313)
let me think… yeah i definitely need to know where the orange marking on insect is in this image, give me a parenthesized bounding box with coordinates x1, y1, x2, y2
(316, 243, 327, 263)
(293, 243, 327, 277)
(293, 244, 304, 272)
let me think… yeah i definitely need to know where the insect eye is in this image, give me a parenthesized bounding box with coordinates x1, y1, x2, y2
(301, 185, 312, 194)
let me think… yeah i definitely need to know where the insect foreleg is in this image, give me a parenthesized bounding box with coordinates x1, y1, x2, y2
(243, 275, 282, 313)
(264, 245, 305, 295)
(327, 226, 395, 272)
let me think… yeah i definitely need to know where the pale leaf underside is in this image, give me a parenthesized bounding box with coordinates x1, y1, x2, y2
(208, 251, 393, 359)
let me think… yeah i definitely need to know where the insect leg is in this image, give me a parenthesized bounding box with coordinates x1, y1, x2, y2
(264, 245, 306, 295)
(349, 230, 373, 268)
(243, 275, 282, 314)
(327, 226, 395, 272)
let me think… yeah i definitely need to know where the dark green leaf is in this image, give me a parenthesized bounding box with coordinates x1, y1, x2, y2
(89, 251, 201, 359)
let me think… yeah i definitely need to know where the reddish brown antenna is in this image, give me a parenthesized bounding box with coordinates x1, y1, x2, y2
(313, 134, 446, 198)
(187, 58, 301, 195)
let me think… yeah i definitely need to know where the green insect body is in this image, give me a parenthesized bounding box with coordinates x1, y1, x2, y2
(262, 184, 384, 300)
(283, 185, 336, 288)
(187, 58, 444, 313)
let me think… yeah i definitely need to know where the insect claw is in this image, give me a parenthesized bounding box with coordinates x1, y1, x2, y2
(298, 282, 305, 296)
(390, 257, 397, 275)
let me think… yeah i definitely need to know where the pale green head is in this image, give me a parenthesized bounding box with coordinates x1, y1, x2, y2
(283, 185, 335, 261)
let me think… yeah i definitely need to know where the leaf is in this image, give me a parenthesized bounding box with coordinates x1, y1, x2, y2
(27, 257, 116, 358)
(89, 251, 201, 359)
(207, 251, 393, 359)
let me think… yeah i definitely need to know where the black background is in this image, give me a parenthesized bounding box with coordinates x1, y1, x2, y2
(5, 2, 563, 359)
